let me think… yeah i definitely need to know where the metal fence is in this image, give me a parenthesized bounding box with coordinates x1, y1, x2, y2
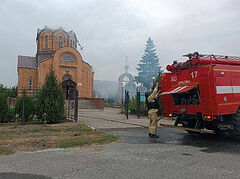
(16, 88, 78, 124)
(124, 90, 129, 119)
(124, 90, 148, 119)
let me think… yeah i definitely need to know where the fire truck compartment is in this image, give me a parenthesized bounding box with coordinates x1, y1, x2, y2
(161, 85, 200, 105)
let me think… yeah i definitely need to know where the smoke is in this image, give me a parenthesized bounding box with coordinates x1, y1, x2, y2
(0, 0, 240, 86)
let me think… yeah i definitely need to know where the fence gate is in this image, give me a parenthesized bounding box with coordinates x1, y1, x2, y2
(62, 79, 79, 122)
(65, 88, 78, 122)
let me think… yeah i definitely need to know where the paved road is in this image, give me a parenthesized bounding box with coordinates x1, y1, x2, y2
(78, 107, 175, 129)
(1, 108, 240, 179)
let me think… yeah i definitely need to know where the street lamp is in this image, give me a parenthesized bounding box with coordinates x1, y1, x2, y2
(65, 67, 70, 74)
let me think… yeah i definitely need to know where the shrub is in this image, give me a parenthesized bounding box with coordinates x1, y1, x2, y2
(36, 70, 65, 124)
(15, 96, 35, 122)
(0, 92, 15, 123)
(128, 97, 137, 114)
(140, 103, 148, 116)
(0, 84, 17, 98)
(124, 96, 148, 116)
(0, 92, 8, 122)
(6, 108, 15, 123)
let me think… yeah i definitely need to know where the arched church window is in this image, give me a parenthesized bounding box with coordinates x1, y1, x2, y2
(59, 36, 63, 48)
(70, 40, 72, 47)
(29, 77, 33, 91)
(62, 55, 74, 62)
(45, 35, 48, 49)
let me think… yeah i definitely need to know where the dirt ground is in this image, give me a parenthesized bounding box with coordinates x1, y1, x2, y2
(0, 121, 118, 155)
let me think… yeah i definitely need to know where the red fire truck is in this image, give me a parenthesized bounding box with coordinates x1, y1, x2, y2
(160, 52, 240, 136)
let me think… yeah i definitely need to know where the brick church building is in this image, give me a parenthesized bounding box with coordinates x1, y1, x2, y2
(17, 26, 94, 99)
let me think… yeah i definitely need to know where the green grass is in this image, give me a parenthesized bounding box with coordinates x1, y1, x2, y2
(0, 122, 119, 155)
(58, 132, 119, 148)
(68, 125, 93, 133)
(0, 133, 11, 140)
(0, 147, 14, 156)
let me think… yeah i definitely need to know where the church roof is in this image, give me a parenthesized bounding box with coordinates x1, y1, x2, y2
(36, 50, 55, 62)
(18, 55, 38, 69)
(37, 26, 78, 42)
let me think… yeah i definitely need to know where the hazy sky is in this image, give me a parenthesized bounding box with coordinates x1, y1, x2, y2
(1, 0, 240, 86)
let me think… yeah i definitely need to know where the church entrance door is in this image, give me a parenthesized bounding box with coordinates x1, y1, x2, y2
(62, 79, 77, 100)
(62, 79, 78, 121)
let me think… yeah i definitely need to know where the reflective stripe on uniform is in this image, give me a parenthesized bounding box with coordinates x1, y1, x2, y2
(148, 109, 158, 115)
(149, 126, 157, 129)
(149, 125, 157, 134)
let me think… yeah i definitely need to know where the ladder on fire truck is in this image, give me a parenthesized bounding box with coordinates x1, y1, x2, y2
(183, 52, 240, 60)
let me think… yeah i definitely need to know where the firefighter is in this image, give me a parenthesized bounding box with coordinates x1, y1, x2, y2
(145, 82, 161, 138)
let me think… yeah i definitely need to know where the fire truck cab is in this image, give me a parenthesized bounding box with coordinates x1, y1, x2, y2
(160, 52, 240, 136)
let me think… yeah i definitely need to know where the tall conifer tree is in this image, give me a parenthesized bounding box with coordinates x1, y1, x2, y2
(135, 37, 161, 91)
(36, 70, 65, 123)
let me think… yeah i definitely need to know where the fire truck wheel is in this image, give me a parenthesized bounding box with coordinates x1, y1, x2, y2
(230, 108, 240, 137)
